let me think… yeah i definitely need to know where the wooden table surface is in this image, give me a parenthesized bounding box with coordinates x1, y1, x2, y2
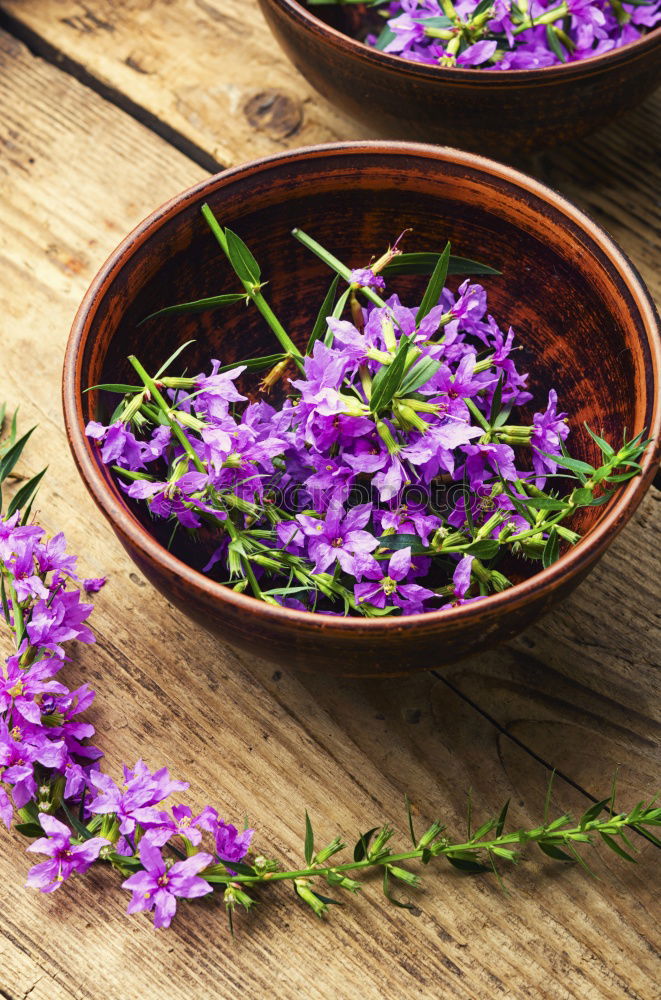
(0, 3, 659, 998)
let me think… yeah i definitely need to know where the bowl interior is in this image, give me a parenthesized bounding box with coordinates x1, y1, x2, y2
(80, 147, 656, 582)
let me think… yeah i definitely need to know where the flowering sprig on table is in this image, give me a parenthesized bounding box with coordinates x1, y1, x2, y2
(2, 400, 661, 932)
(86, 208, 650, 616)
(312, 0, 661, 69)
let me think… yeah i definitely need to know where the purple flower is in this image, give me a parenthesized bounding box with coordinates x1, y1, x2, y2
(212, 818, 254, 863)
(26, 590, 95, 655)
(0, 513, 43, 562)
(86, 420, 145, 471)
(440, 555, 479, 610)
(83, 577, 107, 593)
(349, 267, 386, 291)
(0, 786, 14, 828)
(121, 839, 213, 929)
(34, 532, 78, 579)
(296, 502, 378, 575)
(456, 40, 498, 66)
(0, 719, 66, 807)
(531, 389, 569, 485)
(459, 442, 518, 490)
(26, 813, 108, 893)
(355, 548, 436, 613)
(88, 761, 188, 837)
(0, 655, 67, 724)
(143, 804, 219, 848)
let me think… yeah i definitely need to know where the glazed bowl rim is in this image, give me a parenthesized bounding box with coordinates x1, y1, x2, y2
(63, 140, 661, 635)
(264, 0, 661, 83)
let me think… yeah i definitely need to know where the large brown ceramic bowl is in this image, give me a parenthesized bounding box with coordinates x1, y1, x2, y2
(258, 0, 661, 156)
(64, 143, 660, 676)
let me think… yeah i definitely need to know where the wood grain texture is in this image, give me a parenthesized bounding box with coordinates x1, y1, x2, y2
(0, 20, 659, 1000)
(0, 0, 658, 300)
(0, 0, 377, 166)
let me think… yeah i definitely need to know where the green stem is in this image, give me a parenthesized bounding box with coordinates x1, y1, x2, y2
(128, 356, 206, 475)
(201, 204, 303, 367)
(201, 807, 659, 888)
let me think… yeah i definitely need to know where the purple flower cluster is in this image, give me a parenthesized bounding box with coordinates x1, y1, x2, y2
(347, 0, 660, 69)
(88, 271, 572, 617)
(0, 516, 252, 927)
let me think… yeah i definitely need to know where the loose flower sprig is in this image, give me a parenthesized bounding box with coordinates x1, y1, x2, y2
(1, 415, 660, 930)
(86, 208, 650, 617)
(311, 0, 661, 69)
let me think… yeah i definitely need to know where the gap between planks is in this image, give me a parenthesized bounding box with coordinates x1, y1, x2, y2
(0, 7, 224, 174)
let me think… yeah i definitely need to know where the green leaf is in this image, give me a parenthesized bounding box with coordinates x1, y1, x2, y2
(495, 799, 510, 838)
(539, 450, 594, 476)
(154, 340, 197, 379)
(545, 24, 567, 62)
(414, 13, 453, 26)
(416, 242, 450, 326)
(583, 423, 615, 457)
(382, 252, 500, 278)
(139, 293, 246, 325)
(222, 353, 287, 374)
(61, 800, 94, 841)
(542, 527, 559, 569)
(225, 228, 262, 285)
(216, 859, 256, 876)
(7, 467, 47, 518)
(464, 538, 500, 560)
(405, 795, 417, 847)
(375, 25, 396, 49)
(599, 832, 637, 863)
(353, 827, 379, 862)
(580, 798, 610, 829)
(370, 335, 413, 413)
(304, 811, 315, 866)
(382, 868, 415, 909)
(307, 275, 340, 354)
(85, 383, 142, 394)
(377, 533, 426, 554)
(446, 855, 490, 874)
(0, 427, 36, 510)
(398, 357, 442, 396)
(537, 841, 574, 862)
(14, 821, 45, 838)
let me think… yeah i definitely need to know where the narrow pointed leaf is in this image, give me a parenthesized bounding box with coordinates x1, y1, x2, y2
(415, 242, 450, 325)
(307, 275, 340, 354)
(7, 467, 47, 518)
(139, 294, 246, 325)
(304, 811, 315, 866)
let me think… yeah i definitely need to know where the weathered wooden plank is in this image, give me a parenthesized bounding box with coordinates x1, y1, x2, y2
(0, 27, 659, 1000)
(0, 0, 658, 304)
(0, 0, 375, 168)
(0, 941, 76, 1000)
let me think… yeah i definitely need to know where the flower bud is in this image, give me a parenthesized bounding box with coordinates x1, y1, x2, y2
(388, 865, 421, 888)
(417, 820, 445, 849)
(314, 836, 345, 864)
(369, 824, 394, 860)
(326, 871, 362, 893)
(294, 877, 327, 918)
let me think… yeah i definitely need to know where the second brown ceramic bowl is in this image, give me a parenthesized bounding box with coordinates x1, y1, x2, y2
(258, 0, 661, 156)
(64, 143, 660, 676)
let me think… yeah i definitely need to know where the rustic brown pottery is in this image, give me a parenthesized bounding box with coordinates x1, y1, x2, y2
(257, 0, 661, 156)
(63, 142, 661, 676)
